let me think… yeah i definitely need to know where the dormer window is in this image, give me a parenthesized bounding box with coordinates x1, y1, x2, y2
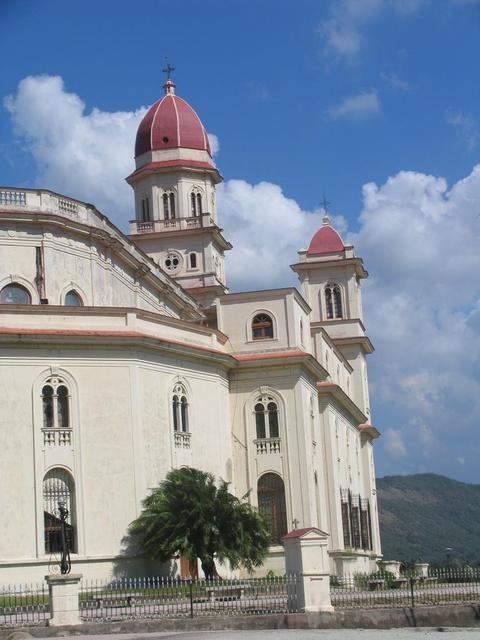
(325, 284, 343, 319)
(190, 191, 203, 217)
(163, 192, 176, 220)
(252, 313, 274, 340)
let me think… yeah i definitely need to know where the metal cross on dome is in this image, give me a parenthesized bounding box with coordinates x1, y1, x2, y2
(162, 61, 175, 81)
(320, 193, 331, 214)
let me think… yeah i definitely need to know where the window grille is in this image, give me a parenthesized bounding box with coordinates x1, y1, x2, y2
(43, 468, 76, 553)
(257, 473, 287, 544)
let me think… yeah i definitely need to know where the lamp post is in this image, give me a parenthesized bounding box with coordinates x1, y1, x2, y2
(58, 499, 71, 575)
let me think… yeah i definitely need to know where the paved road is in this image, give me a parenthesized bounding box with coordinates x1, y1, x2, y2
(30, 629, 480, 640)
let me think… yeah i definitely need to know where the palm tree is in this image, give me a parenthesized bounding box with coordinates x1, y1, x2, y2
(128, 467, 270, 578)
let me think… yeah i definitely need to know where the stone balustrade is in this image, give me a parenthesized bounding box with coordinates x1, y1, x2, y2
(174, 431, 191, 449)
(43, 429, 72, 446)
(0, 187, 102, 228)
(129, 212, 213, 235)
(255, 438, 281, 455)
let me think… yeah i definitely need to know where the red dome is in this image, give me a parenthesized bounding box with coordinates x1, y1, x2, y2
(135, 83, 211, 157)
(307, 222, 344, 255)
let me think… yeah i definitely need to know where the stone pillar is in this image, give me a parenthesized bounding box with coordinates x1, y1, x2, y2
(283, 527, 333, 613)
(414, 562, 429, 577)
(45, 573, 82, 626)
(378, 560, 402, 578)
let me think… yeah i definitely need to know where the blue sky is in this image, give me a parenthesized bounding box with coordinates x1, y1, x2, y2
(1, 0, 480, 483)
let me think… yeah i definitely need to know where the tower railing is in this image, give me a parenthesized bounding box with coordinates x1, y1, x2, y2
(129, 212, 214, 234)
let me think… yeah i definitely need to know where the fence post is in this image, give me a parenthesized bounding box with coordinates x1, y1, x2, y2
(45, 573, 83, 626)
(283, 527, 333, 612)
(409, 575, 415, 608)
(189, 579, 194, 618)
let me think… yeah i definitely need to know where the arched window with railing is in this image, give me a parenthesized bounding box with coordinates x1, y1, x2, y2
(257, 473, 288, 544)
(43, 468, 76, 554)
(41, 377, 72, 446)
(251, 313, 274, 340)
(325, 284, 343, 319)
(172, 383, 190, 448)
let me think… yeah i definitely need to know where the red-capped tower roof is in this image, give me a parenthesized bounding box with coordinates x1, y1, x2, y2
(135, 79, 211, 158)
(307, 215, 345, 256)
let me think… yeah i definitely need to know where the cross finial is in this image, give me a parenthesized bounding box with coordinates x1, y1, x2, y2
(162, 60, 176, 95)
(162, 60, 175, 81)
(320, 193, 331, 225)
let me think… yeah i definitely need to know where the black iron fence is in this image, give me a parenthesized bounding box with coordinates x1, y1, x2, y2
(79, 575, 298, 621)
(331, 568, 480, 609)
(0, 582, 49, 627)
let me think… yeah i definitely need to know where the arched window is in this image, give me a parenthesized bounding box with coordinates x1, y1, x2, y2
(325, 284, 343, 319)
(163, 192, 176, 220)
(172, 383, 189, 433)
(41, 377, 72, 445)
(190, 190, 203, 217)
(64, 290, 83, 306)
(252, 313, 274, 340)
(43, 468, 76, 553)
(189, 253, 197, 269)
(141, 197, 150, 222)
(0, 283, 31, 305)
(257, 473, 287, 544)
(254, 397, 279, 439)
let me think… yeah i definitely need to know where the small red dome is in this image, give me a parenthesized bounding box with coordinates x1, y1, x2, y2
(135, 83, 211, 158)
(307, 222, 344, 255)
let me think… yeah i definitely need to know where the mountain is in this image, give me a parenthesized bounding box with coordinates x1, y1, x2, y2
(376, 473, 480, 565)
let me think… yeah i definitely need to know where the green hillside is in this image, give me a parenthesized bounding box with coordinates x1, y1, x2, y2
(376, 473, 480, 565)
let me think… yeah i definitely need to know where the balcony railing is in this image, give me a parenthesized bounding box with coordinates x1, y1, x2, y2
(174, 431, 191, 449)
(254, 438, 281, 455)
(0, 189, 27, 207)
(130, 213, 213, 235)
(43, 429, 72, 446)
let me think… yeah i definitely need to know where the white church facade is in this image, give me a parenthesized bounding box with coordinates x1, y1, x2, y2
(0, 77, 382, 582)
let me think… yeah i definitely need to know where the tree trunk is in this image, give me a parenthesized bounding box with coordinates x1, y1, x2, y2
(201, 556, 217, 579)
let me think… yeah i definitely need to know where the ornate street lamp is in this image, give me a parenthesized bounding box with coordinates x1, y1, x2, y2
(58, 499, 71, 574)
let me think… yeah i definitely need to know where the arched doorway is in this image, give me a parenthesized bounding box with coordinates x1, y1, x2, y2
(257, 473, 287, 544)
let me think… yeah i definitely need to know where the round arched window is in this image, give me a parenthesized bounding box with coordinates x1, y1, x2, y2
(64, 290, 83, 306)
(0, 283, 31, 304)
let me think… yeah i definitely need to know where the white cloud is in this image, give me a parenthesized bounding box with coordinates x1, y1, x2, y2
(5, 74, 480, 481)
(208, 133, 220, 156)
(383, 429, 407, 457)
(327, 90, 381, 120)
(318, 0, 424, 61)
(217, 180, 319, 291)
(4, 75, 146, 226)
(380, 71, 411, 91)
(446, 110, 480, 150)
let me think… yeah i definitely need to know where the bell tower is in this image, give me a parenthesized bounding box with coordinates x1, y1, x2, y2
(127, 71, 231, 313)
(291, 212, 373, 418)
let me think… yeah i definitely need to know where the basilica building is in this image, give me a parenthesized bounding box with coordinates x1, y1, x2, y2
(0, 77, 382, 582)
